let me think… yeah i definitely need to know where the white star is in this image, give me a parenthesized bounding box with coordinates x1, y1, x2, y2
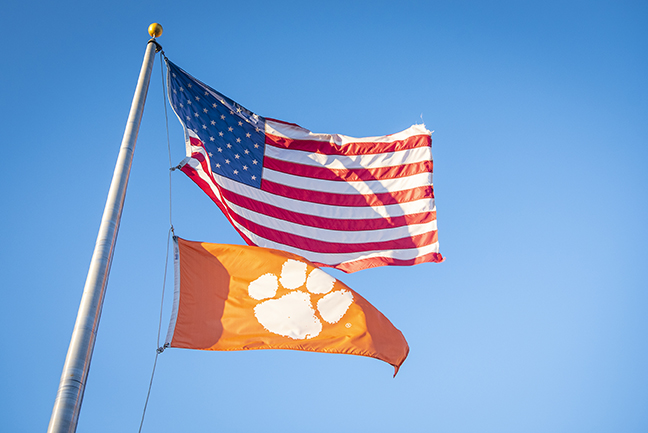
(217, 147, 223, 152)
(251, 175, 256, 180)
(173, 89, 177, 94)
(204, 91, 209, 96)
(234, 154, 240, 159)
(252, 159, 258, 165)
(226, 143, 232, 148)
(219, 131, 224, 136)
(210, 136, 215, 141)
(172, 73, 177, 78)
(179, 103, 184, 108)
(254, 143, 259, 148)
(230, 110, 234, 115)
(255, 127, 260, 132)
(212, 103, 218, 108)
(246, 133, 251, 138)
(179, 86, 184, 92)
(187, 83, 192, 88)
(215, 163, 221, 168)
(233, 169, 239, 175)
(238, 121, 243, 126)
(185, 115, 191, 121)
(194, 113, 200, 117)
(228, 127, 233, 132)
(244, 149, 250, 154)
(225, 159, 230, 164)
(202, 124, 207, 129)
(208, 152, 213, 157)
(203, 108, 208, 113)
(195, 96, 200, 101)
(236, 107, 242, 113)
(243, 165, 248, 170)
(211, 120, 216, 125)
(236, 138, 241, 143)
(187, 100, 192, 105)
(220, 115, 226, 120)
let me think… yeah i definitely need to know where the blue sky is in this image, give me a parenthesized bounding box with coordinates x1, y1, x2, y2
(1, 1, 647, 432)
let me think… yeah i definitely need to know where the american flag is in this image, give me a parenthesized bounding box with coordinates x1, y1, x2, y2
(166, 59, 443, 272)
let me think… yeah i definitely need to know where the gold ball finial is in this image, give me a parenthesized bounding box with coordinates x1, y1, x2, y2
(148, 23, 163, 38)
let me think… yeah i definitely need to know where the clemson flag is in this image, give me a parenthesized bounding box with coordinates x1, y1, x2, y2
(165, 237, 409, 375)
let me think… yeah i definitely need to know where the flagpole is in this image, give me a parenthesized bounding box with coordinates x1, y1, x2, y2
(48, 24, 163, 433)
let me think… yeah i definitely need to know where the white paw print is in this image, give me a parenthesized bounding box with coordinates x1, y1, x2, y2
(248, 259, 354, 339)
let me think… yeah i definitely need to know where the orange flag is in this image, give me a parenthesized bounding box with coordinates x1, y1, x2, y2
(165, 237, 409, 375)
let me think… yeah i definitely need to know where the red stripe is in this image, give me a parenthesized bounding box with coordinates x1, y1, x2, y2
(323, 251, 445, 273)
(220, 187, 436, 231)
(189, 136, 204, 147)
(187, 150, 434, 209)
(180, 142, 440, 271)
(190, 151, 207, 164)
(180, 163, 258, 248)
(181, 163, 438, 255)
(181, 163, 220, 210)
(227, 213, 439, 253)
(263, 157, 432, 181)
(266, 117, 301, 128)
(260, 179, 434, 207)
(181, 162, 437, 251)
(265, 132, 430, 156)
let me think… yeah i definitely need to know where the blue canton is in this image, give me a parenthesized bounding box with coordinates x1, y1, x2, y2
(167, 60, 265, 188)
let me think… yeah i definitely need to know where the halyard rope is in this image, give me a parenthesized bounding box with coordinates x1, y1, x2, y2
(138, 50, 175, 433)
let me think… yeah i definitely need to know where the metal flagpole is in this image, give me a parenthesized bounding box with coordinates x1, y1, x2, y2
(48, 23, 163, 433)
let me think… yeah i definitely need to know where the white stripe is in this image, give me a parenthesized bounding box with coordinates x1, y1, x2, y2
(183, 157, 225, 204)
(266, 120, 431, 146)
(265, 145, 432, 170)
(223, 197, 438, 244)
(263, 169, 432, 195)
(229, 216, 440, 266)
(181, 158, 439, 264)
(184, 158, 436, 219)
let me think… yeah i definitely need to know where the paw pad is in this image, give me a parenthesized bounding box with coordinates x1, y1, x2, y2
(248, 259, 354, 339)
